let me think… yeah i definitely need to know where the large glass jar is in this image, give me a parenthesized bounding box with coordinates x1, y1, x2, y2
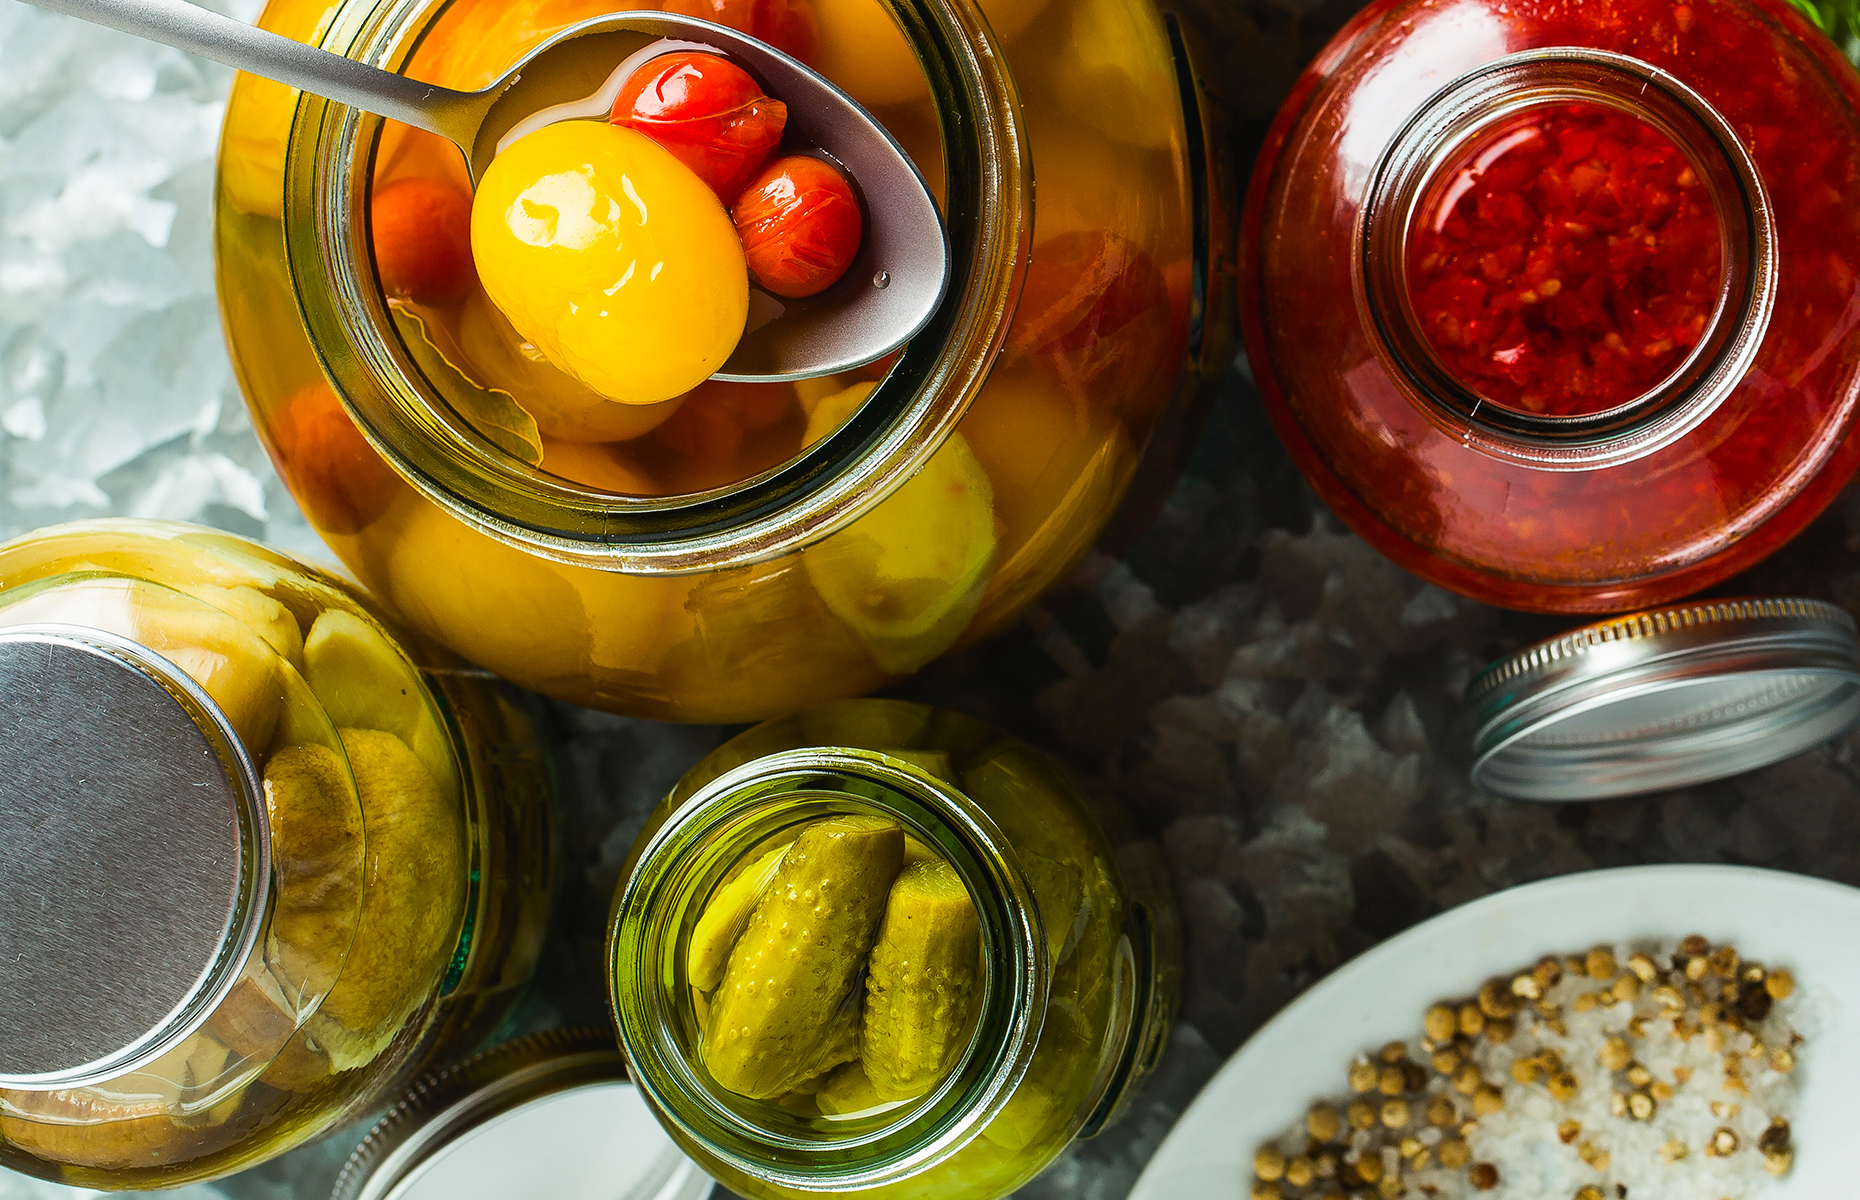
(0, 519, 553, 1190)
(607, 699, 1177, 1200)
(1241, 0, 1860, 613)
(213, 0, 1232, 724)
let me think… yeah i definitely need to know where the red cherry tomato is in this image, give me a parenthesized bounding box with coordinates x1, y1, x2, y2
(266, 382, 401, 536)
(611, 52, 787, 205)
(1008, 229, 1173, 419)
(662, 0, 819, 65)
(370, 176, 475, 304)
(732, 156, 863, 299)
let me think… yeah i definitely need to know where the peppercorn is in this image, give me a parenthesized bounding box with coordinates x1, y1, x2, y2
(1424, 1004, 1457, 1042)
(1349, 1059, 1378, 1092)
(1381, 1099, 1412, 1129)
(1438, 1138, 1471, 1168)
(1478, 980, 1519, 1019)
(1254, 1147, 1286, 1182)
(1708, 1127, 1739, 1157)
(1766, 969, 1796, 1000)
(1469, 1162, 1499, 1190)
(1586, 947, 1618, 980)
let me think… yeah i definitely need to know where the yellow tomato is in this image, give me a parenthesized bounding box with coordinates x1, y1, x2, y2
(470, 122, 748, 406)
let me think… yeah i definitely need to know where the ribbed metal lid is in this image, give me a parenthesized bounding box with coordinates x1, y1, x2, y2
(1467, 598, 1860, 801)
(332, 1027, 714, 1200)
(0, 625, 266, 1089)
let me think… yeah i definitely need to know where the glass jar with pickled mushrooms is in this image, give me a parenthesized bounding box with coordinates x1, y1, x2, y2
(213, 0, 1235, 723)
(608, 700, 1177, 1200)
(0, 519, 553, 1190)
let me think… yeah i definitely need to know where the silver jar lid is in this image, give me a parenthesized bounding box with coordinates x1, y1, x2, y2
(1466, 598, 1860, 802)
(332, 1027, 714, 1200)
(0, 625, 267, 1089)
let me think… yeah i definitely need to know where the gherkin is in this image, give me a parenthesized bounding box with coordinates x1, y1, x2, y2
(860, 858, 983, 1101)
(702, 816, 904, 1099)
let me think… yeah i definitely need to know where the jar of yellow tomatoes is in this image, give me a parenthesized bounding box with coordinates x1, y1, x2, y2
(607, 699, 1177, 1200)
(213, 0, 1232, 723)
(0, 519, 553, 1190)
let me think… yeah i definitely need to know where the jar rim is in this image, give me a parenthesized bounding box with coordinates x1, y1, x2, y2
(606, 746, 1049, 1191)
(1356, 47, 1777, 470)
(282, 0, 1029, 575)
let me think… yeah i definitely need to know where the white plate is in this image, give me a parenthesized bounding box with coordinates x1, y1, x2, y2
(1129, 865, 1860, 1200)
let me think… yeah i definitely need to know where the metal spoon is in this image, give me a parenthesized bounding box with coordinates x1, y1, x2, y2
(17, 0, 948, 380)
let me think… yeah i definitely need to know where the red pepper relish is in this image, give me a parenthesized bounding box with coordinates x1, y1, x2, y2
(1405, 103, 1724, 418)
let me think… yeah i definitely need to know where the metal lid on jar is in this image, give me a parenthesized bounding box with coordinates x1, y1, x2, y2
(1467, 598, 1860, 802)
(0, 626, 267, 1089)
(332, 1027, 714, 1200)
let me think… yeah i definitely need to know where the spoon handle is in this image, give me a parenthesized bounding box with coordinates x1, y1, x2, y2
(20, 0, 476, 139)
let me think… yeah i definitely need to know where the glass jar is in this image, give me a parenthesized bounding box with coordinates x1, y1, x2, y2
(213, 0, 1233, 724)
(607, 699, 1177, 1200)
(0, 519, 553, 1190)
(1241, 0, 1860, 613)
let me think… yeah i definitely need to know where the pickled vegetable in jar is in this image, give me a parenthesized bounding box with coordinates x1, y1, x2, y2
(0, 520, 552, 1190)
(608, 700, 1178, 1200)
(214, 0, 1231, 722)
(1242, 0, 1860, 613)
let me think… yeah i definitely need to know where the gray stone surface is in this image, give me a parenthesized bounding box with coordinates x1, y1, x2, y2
(7, 1, 1860, 1198)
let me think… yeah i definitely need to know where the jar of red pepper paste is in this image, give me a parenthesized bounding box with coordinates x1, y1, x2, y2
(1241, 0, 1860, 613)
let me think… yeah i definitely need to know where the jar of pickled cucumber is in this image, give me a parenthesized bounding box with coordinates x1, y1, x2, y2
(0, 519, 553, 1190)
(212, 0, 1233, 723)
(607, 700, 1177, 1200)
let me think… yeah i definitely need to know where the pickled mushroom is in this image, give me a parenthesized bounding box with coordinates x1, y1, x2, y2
(861, 859, 982, 1100)
(702, 816, 903, 1098)
(169, 583, 307, 672)
(297, 728, 465, 1074)
(262, 742, 365, 1004)
(0, 1033, 240, 1170)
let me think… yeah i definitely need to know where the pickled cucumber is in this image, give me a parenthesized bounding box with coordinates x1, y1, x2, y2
(861, 859, 983, 1101)
(688, 842, 791, 993)
(786, 1000, 863, 1094)
(1021, 852, 1087, 968)
(815, 1061, 886, 1116)
(979, 997, 1092, 1152)
(302, 609, 455, 798)
(702, 816, 903, 1099)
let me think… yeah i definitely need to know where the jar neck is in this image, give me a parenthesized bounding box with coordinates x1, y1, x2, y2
(608, 748, 1048, 1191)
(284, 0, 1027, 575)
(1358, 48, 1776, 470)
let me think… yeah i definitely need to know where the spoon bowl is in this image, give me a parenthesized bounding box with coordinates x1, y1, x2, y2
(19, 0, 949, 380)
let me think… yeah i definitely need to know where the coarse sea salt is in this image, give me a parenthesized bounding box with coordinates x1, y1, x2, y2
(1250, 938, 1806, 1200)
